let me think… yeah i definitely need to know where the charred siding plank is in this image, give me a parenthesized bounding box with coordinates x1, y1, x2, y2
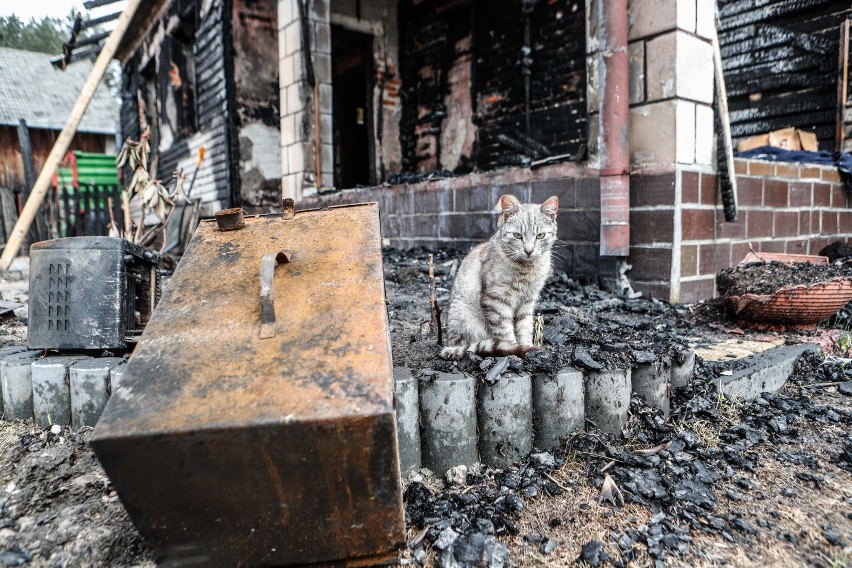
(719, 0, 852, 151)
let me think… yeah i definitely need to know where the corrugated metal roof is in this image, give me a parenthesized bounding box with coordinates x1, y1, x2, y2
(0, 47, 118, 134)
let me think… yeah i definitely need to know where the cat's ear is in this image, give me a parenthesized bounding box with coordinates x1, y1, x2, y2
(500, 195, 521, 218)
(540, 196, 559, 220)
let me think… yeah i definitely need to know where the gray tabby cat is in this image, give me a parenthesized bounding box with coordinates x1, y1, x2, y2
(440, 194, 558, 360)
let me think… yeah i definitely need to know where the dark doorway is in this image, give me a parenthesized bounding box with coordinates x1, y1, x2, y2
(332, 26, 374, 189)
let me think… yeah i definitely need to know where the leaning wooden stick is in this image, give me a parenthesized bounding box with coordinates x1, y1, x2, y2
(0, 0, 145, 270)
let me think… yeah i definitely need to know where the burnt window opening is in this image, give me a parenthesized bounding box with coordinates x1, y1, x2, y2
(159, 13, 199, 144)
(332, 26, 376, 189)
(398, 0, 586, 177)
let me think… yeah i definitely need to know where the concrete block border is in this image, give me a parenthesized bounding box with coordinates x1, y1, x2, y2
(0, 346, 127, 427)
(395, 352, 697, 475)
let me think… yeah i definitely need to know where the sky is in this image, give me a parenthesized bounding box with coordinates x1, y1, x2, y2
(0, 1, 131, 22)
(0, 1, 82, 21)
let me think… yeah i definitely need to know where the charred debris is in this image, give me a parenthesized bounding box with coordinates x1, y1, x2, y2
(385, 248, 852, 567)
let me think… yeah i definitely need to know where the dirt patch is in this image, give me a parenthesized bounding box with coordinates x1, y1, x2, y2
(717, 261, 852, 297)
(0, 422, 153, 567)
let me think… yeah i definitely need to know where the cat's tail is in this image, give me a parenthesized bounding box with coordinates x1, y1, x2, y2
(439, 339, 540, 360)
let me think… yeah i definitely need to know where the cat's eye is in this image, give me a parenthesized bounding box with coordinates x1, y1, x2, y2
(512, 232, 522, 239)
(536, 233, 545, 239)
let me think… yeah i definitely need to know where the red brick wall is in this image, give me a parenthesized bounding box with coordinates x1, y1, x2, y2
(678, 159, 848, 303)
(300, 158, 847, 304)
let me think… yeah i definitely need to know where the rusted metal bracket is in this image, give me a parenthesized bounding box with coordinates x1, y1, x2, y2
(282, 198, 295, 220)
(260, 251, 292, 339)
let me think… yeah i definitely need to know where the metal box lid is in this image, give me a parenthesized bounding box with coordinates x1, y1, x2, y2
(91, 204, 404, 567)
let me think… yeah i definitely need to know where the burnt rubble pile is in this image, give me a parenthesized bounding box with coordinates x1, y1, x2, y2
(717, 260, 852, 297)
(401, 352, 852, 567)
(385, 248, 852, 566)
(386, 248, 691, 377)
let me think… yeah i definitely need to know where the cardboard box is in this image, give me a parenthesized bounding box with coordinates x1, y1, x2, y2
(737, 127, 819, 152)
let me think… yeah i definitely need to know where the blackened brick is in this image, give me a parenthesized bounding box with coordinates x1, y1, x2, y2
(631, 209, 674, 244)
(531, 178, 575, 207)
(736, 177, 763, 206)
(773, 211, 799, 237)
(455, 186, 497, 212)
(469, 213, 498, 239)
(631, 173, 676, 207)
(681, 208, 715, 241)
(746, 210, 773, 239)
(699, 243, 731, 275)
(763, 180, 788, 207)
(494, 182, 531, 203)
(628, 246, 672, 281)
(788, 182, 812, 207)
(559, 209, 601, 242)
(439, 213, 469, 238)
(574, 244, 602, 276)
(412, 214, 440, 237)
(414, 187, 453, 213)
(575, 177, 601, 208)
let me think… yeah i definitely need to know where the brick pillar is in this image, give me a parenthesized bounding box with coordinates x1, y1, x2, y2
(587, 0, 715, 169)
(587, 0, 715, 303)
(278, 0, 333, 201)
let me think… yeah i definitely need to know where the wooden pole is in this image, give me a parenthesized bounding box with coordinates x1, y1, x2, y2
(0, 0, 144, 270)
(837, 19, 850, 152)
(712, 6, 738, 223)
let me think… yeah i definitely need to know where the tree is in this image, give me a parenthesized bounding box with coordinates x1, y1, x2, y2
(0, 14, 67, 54)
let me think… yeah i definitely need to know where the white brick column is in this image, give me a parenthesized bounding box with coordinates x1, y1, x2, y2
(586, 0, 716, 169)
(278, 0, 333, 201)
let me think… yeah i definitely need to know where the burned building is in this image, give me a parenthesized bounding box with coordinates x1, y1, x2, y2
(116, 0, 281, 214)
(119, 0, 852, 302)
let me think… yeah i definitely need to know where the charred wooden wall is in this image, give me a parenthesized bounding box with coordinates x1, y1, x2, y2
(398, 0, 586, 175)
(719, 0, 852, 151)
(472, 0, 586, 170)
(0, 126, 107, 192)
(232, 0, 282, 210)
(120, 0, 236, 210)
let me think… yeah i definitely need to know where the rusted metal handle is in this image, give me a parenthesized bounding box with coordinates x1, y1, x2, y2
(260, 251, 292, 339)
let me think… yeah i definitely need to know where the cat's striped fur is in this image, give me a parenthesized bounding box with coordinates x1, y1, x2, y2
(440, 194, 558, 360)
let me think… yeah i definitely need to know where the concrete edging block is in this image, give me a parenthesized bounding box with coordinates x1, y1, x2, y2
(394, 367, 421, 475)
(1, 351, 43, 421)
(533, 367, 584, 451)
(478, 372, 533, 469)
(714, 344, 818, 402)
(32, 355, 93, 427)
(70, 358, 125, 428)
(585, 368, 631, 436)
(420, 371, 478, 474)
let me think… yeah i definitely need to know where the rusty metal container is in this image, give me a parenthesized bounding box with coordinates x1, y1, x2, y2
(91, 203, 404, 567)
